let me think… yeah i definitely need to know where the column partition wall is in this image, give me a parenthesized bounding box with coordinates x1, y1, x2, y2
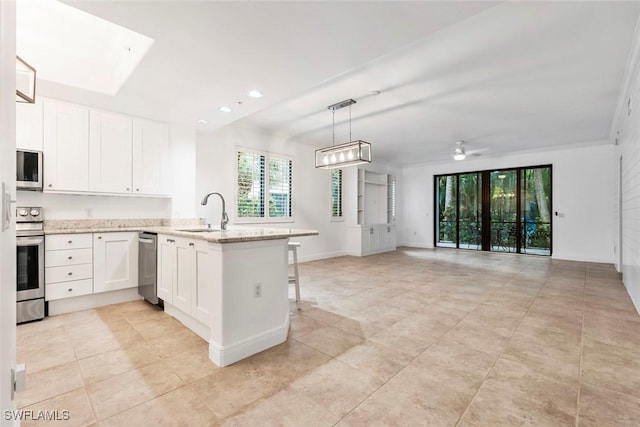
(435, 165, 552, 255)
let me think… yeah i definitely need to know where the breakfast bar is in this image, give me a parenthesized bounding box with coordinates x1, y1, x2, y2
(153, 227, 318, 367)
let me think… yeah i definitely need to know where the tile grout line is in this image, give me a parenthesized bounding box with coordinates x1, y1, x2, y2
(575, 270, 587, 427)
(333, 292, 490, 426)
(454, 262, 546, 427)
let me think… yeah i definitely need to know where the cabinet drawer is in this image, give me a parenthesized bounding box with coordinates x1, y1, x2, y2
(45, 248, 93, 267)
(46, 263, 92, 284)
(46, 234, 93, 250)
(46, 279, 93, 301)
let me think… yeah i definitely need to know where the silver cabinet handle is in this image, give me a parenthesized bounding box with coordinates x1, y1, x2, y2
(189, 242, 195, 247)
(67, 272, 73, 276)
(167, 238, 175, 243)
(48, 184, 52, 188)
(68, 256, 73, 260)
(126, 188, 130, 191)
(370, 228, 374, 235)
(67, 288, 72, 292)
(136, 189, 140, 192)
(67, 240, 72, 244)
(97, 236, 102, 240)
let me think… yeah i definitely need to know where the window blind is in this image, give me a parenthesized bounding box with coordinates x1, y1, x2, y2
(237, 151, 266, 217)
(269, 157, 292, 218)
(331, 169, 343, 217)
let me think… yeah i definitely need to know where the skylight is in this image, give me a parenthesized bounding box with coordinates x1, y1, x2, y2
(17, 0, 154, 96)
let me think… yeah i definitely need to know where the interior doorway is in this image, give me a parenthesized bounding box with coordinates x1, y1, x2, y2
(435, 165, 552, 255)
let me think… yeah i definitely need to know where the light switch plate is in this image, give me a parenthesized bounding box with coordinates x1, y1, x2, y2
(12, 364, 26, 398)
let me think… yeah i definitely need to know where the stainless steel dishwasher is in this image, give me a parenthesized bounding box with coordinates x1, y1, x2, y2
(138, 232, 158, 304)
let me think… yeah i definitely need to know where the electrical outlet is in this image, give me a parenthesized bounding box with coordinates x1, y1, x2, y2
(254, 283, 262, 298)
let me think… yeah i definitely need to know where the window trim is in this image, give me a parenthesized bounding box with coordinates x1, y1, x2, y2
(235, 147, 295, 224)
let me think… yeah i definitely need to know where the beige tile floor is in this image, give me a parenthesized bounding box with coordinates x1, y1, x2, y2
(16, 247, 640, 426)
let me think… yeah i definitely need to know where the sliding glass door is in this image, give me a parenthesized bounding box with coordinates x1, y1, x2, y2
(435, 165, 551, 255)
(520, 166, 551, 255)
(436, 173, 482, 249)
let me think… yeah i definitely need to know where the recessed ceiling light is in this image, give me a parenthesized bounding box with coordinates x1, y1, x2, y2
(196, 119, 209, 125)
(248, 90, 263, 98)
(219, 106, 232, 113)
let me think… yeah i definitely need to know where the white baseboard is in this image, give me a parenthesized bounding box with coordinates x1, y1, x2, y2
(551, 253, 614, 264)
(164, 303, 210, 342)
(48, 288, 141, 316)
(295, 250, 348, 263)
(209, 314, 289, 367)
(398, 242, 434, 249)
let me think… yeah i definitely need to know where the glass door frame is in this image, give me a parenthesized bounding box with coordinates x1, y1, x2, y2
(434, 164, 553, 255)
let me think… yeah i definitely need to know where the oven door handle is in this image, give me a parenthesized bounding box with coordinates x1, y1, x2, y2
(16, 236, 44, 246)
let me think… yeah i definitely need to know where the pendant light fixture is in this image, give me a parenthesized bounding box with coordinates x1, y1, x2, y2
(16, 56, 36, 104)
(315, 98, 372, 169)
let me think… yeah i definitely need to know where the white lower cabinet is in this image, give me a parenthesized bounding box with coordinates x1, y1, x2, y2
(349, 224, 397, 256)
(157, 234, 212, 324)
(93, 232, 138, 293)
(46, 232, 139, 301)
(174, 239, 194, 313)
(157, 235, 176, 303)
(45, 233, 94, 301)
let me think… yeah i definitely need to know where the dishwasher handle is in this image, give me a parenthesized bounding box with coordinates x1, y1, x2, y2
(138, 237, 155, 244)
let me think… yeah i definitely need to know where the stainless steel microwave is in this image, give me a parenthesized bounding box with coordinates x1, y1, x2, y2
(16, 149, 43, 191)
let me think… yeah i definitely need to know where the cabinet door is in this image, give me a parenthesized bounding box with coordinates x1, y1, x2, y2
(17, 98, 43, 151)
(89, 109, 133, 193)
(132, 119, 170, 195)
(361, 227, 372, 254)
(43, 99, 90, 191)
(174, 239, 194, 313)
(93, 232, 138, 293)
(387, 226, 397, 250)
(157, 236, 176, 303)
(192, 241, 213, 324)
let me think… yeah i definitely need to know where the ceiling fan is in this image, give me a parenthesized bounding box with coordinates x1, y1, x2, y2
(453, 141, 487, 160)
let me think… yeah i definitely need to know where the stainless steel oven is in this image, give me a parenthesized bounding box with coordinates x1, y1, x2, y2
(17, 207, 45, 323)
(16, 149, 43, 191)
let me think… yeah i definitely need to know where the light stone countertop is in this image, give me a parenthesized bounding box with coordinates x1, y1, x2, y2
(44, 222, 319, 243)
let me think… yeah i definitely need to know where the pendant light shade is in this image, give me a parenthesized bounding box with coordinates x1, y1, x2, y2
(315, 140, 372, 169)
(315, 98, 372, 169)
(16, 56, 36, 104)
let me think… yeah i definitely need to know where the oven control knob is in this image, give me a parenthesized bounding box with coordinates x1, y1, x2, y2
(18, 209, 28, 217)
(30, 209, 40, 217)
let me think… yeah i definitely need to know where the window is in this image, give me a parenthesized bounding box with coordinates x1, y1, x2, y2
(269, 157, 293, 218)
(331, 169, 343, 218)
(237, 149, 293, 221)
(435, 165, 551, 255)
(388, 175, 396, 222)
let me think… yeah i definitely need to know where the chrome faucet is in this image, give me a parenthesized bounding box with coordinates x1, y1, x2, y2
(201, 192, 229, 230)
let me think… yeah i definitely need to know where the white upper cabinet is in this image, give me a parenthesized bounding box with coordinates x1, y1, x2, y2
(89, 109, 133, 193)
(16, 98, 43, 151)
(39, 97, 171, 196)
(133, 119, 170, 195)
(43, 99, 90, 191)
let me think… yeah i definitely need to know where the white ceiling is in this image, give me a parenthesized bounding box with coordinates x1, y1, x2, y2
(29, 1, 640, 167)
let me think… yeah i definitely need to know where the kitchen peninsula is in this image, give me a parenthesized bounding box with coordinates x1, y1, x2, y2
(44, 221, 318, 366)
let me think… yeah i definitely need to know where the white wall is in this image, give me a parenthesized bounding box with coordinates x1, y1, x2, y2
(612, 18, 640, 313)
(196, 124, 368, 262)
(0, 0, 17, 421)
(169, 124, 197, 218)
(401, 143, 615, 264)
